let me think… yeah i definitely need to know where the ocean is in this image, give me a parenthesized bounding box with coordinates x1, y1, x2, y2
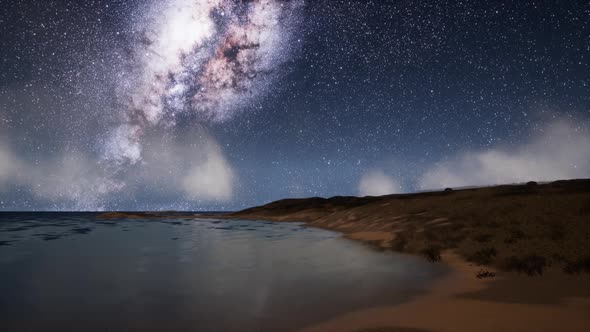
(0, 212, 446, 332)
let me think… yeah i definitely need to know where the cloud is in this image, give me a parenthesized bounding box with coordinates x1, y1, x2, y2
(419, 119, 590, 190)
(0, 144, 22, 190)
(1, 128, 235, 209)
(133, 129, 236, 203)
(358, 170, 401, 196)
(0, 146, 123, 209)
(27, 152, 124, 210)
(181, 144, 234, 201)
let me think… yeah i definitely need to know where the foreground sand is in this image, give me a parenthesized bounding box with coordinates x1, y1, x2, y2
(296, 251, 590, 332)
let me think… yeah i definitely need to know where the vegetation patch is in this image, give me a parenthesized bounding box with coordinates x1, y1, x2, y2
(476, 270, 496, 278)
(356, 327, 432, 332)
(563, 257, 590, 274)
(467, 247, 497, 265)
(472, 233, 493, 243)
(504, 228, 526, 244)
(232, 179, 590, 276)
(421, 246, 442, 262)
(503, 255, 547, 276)
(391, 233, 408, 251)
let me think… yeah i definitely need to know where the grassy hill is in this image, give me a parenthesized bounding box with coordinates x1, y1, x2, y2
(231, 179, 590, 275)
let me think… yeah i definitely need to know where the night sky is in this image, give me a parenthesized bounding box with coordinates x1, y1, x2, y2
(1, 0, 589, 211)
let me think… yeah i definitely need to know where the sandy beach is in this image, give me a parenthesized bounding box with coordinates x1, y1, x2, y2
(297, 251, 590, 332)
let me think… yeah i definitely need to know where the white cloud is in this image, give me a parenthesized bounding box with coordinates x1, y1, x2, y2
(134, 130, 236, 202)
(181, 143, 234, 201)
(419, 119, 590, 190)
(0, 144, 22, 190)
(27, 152, 124, 210)
(358, 170, 401, 196)
(0, 144, 121, 209)
(1, 129, 236, 208)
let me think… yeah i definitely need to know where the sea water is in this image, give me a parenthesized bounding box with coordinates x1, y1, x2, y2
(0, 212, 446, 332)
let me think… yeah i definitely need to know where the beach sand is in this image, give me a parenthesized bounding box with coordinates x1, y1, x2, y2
(297, 251, 590, 332)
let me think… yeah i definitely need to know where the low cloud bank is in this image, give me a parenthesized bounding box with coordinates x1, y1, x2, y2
(358, 170, 401, 196)
(0, 147, 124, 209)
(419, 119, 590, 190)
(137, 132, 235, 202)
(0, 130, 235, 209)
(28, 152, 124, 209)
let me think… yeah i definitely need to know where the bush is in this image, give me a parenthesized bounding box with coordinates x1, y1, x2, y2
(505, 228, 526, 244)
(476, 270, 496, 278)
(421, 246, 441, 262)
(391, 233, 408, 251)
(444, 188, 453, 192)
(473, 233, 493, 243)
(526, 181, 538, 186)
(503, 255, 547, 276)
(563, 257, 590, 274)
(549, 225, 565, 241)
(468, 247, 497, 265)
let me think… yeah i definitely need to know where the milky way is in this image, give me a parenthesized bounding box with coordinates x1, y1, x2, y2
(106, 0, 303, 166)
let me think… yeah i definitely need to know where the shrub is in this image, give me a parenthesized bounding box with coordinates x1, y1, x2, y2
(476, 270, 496, 278)
(473, 233, 493, 243)
(421, 246, 441, 262)
(391, 233, 408, 251)
(579, 203, 590, 216)
(503, 255, 547, 276)
(444, 188, 453, 192)
(510, 229, 526, 238)
(468, 247, 497, 265)
(526, 181, 538, 186)
(505, 228, 526, 244)
(485, 221, 501, 228)
(424, 229, 439, 241)
(549, 225, 565, 241)
(563, 257, 590, 274)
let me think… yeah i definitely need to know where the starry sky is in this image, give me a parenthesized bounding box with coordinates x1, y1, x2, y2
(0, 0, 589, 211)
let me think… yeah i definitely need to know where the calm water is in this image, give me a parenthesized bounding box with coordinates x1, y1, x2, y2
(0, 213, 446, 332)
